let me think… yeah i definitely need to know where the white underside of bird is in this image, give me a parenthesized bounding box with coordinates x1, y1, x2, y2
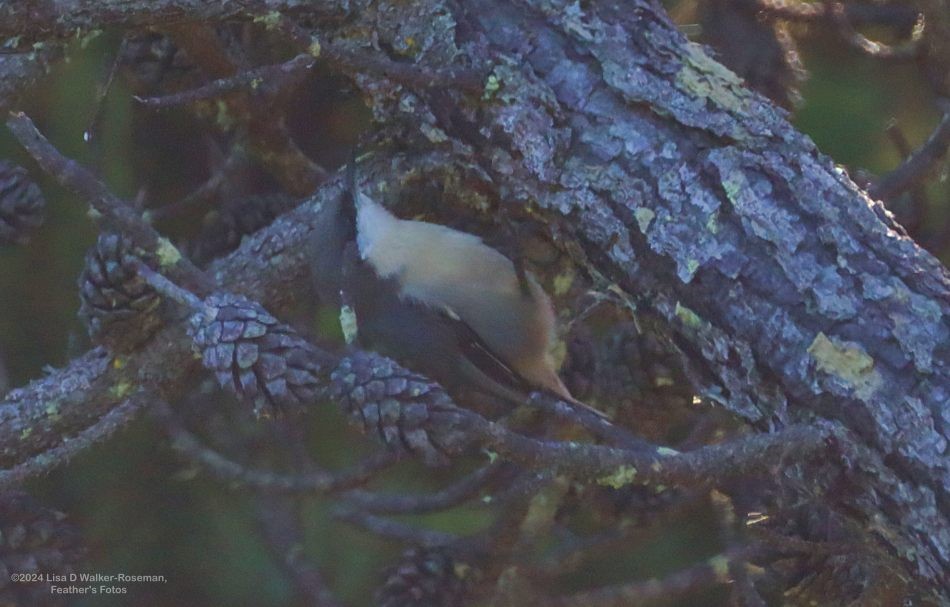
(354, 192, 572, 400)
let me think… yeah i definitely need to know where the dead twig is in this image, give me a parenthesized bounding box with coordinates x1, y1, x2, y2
(135, 53, 316, 108)
(153, 399, 396, 493)
(6, 112, 210, 291)
(871, 100, 950, 202)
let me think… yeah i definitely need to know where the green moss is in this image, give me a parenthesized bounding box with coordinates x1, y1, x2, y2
(252, 11, 283, 30)
(110, 380, 134, 399)
(308, 39, 322, 58)
(676, 43, 749, 131)
(155, 237, 182, 267)
(339, 305, 358, 345)
(634, 207, 655, 233)
(214, 100, 235, 131)
(45, 400, 61, 422)
(721, 171, 744, 203)
(674, 302, 703, 329)
(553, 268, 575, 297)
(707, 554, 731, 581)
(483, 72, 501, 101)
(597, 465, 638, 489)
(807, 332, 882, 400)
(420, 123, 448, 143)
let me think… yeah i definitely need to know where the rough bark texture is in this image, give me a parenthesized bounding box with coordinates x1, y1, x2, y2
(0, 0, 948, 601)
(0, 48, 57, 115)
(333, 0, 950, 591)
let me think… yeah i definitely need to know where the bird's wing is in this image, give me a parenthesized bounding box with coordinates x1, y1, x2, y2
(433, 304, 531, 401)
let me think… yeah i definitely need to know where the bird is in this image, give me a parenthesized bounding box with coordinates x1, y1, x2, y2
(309, 157, 596, 415)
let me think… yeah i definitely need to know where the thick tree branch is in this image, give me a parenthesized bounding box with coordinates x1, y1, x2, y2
(354, 0, 949, 595)
(0, 0, 948, 600)
(0, 393, 145, 490)
(0, 152, 379, 465)
(0, 0, 347, 43)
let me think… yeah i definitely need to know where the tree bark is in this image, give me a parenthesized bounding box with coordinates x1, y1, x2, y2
(338, 0, 950, 593)
(0, 0, 947, 600)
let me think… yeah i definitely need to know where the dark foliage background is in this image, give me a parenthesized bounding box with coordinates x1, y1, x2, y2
(0, 2, 946, 605)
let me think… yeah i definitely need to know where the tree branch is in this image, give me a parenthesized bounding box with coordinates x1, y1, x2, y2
(152, 399, 396, 493)
(0, 393, 146, 490)
(871, 100, 950, 201)
(6, 112, 208, 290)
(0, 0, 347, 43)
(0, 0, 947, 600)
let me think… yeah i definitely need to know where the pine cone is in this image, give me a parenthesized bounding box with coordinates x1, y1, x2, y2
(330, 351, 473, 466)
(375, 547, 472, 607)
(78, 233, 163, 352)
(189, 293, 333, 417)
(0, 161, 45, 246)
(0, 491, 85, 607)
(191, 194, 298, 265)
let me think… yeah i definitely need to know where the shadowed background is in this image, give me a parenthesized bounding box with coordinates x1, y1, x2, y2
(0, 3, 946, 604)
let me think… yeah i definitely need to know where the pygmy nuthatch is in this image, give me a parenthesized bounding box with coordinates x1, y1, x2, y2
(310, 162, 583, 411)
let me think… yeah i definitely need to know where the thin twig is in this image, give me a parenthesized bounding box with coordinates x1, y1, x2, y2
(711, 490, 767, 607)
(753, 0, 924, 59)
(84, 37, 128, 150)
(5, 112, 210, 290)
(828, 2, 924, 60)
(165, 23, 327, 196)
(343, 461, 509, 514)
(871, 100, 950, 201)
(327, 44, 486, 92)
(529, 392, 661, 454)
(748, 525, 863, 557)
(153, 399, 396, 493)
(145, 147, 249, 222)
(545, 546, 762, 607)
(135, 261, 204, 309)
(273, 17, 488, 92)
(333, 507, 460, 547)
(481, 470, 562, 569)
(883, 121, 928, 233)
(255, 496, 344, 607)
(753, 0, 919, 27)
(135, 53, 316, 108)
